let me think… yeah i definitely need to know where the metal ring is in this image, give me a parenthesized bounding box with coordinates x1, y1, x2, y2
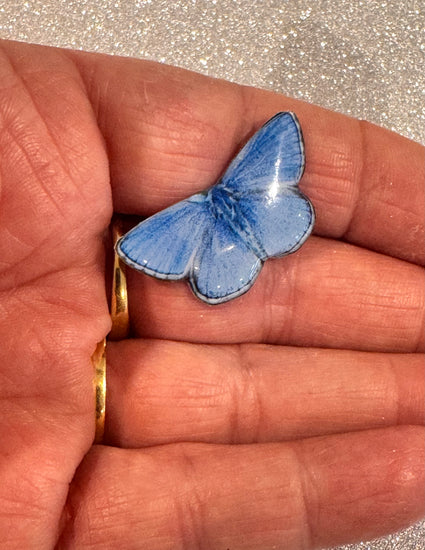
(109, 217, 130, 340)
(92, 217, 130, 444)
(92, 339, 106, 444)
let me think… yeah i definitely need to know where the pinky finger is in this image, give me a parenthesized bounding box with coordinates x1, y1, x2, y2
(58, 426, 424, 550)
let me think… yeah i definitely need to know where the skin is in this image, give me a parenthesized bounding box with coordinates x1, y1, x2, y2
(0, 39, 423, 549)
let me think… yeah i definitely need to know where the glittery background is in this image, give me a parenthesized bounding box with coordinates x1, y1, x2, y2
(0, 1, 424, 548)
(1, 0, 424, 144)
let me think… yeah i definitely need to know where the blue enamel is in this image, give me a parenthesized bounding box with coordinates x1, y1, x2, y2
(117, 112, 315, 304)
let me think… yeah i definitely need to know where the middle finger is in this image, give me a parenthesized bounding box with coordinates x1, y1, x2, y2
(128, 237, 424, 352)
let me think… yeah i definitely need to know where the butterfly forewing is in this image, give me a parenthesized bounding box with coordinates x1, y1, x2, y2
(117, 199, 209, 279)
(219, 112, 305, 195)
(217, 112, 314, 259)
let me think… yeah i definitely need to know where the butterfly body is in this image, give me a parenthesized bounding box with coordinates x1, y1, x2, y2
(117, 112, 315, 304)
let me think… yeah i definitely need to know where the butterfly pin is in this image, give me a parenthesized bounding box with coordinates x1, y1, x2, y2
(117, 112, 315, 305)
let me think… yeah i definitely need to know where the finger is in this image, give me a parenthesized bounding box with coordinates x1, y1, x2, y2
(105, 339, 424, 448)
(128, 237, 425, 352)
(0, 41, 112, 546)
(64, 44, 425, 265)
(59, 427, 425, 549)
(0, 40, 111, 289)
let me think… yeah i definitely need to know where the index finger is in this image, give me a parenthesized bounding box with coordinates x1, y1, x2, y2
(67, 47, 425, 265)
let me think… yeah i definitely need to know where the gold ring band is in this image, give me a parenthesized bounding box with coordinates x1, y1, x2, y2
(92, 217, 130, 444)
(93, 339, 106, 444)
(109, 217, 130, 341)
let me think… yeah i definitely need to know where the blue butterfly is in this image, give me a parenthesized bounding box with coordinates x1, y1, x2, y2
(117, 112, 315, 305)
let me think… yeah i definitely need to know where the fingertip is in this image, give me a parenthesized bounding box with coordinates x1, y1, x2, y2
(298, 425, 425, 548)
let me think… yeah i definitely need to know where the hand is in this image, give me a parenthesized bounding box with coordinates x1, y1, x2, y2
(0, 40, 423, 550)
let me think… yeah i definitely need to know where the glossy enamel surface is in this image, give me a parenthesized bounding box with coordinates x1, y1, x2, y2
(117, 112, 315, 304)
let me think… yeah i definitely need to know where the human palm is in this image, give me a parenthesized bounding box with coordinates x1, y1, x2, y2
(0, 40, 423, 550)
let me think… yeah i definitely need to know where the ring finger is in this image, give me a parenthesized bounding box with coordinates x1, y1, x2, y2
(105, 339, 424, 448)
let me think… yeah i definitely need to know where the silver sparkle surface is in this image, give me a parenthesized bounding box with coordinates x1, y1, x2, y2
(0, 1, 424, 549)
(0, 0, 424, 144)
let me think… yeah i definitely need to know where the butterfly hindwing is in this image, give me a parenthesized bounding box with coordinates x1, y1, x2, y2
(116, 198, 209, 279)
(234, 188, 315, 259)
(190, 216, 262, 304)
